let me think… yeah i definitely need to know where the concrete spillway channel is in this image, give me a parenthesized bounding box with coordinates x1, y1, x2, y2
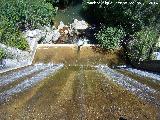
(0, 64, 159, 119)
(0, 45, 160, 119)
(0, 63, 64, 102)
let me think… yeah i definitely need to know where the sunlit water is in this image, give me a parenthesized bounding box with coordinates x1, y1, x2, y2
(0, 46, 160, 119)
(97, 65, 160, 108)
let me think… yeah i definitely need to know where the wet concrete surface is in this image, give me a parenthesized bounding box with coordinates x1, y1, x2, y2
(0, 47, 160, 119)
(0, 65, 159, 120)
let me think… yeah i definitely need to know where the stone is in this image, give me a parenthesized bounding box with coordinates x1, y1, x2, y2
(64, 30, 69, 35)
(153, 52, 160, 60)
(71, 19, 88, 30)
(43, 30, 60, 43)
(52, 30, 61, 42)
(58, 21, 65, 30)
(25, 29, 41, 38)
(45, 32, 53, 43)
(44, 26, 52, 32)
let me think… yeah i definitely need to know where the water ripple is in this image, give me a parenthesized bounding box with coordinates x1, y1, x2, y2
(0, 63, 55, 87)
(0, 64, 63, 103)
(97, 65, 160, 107)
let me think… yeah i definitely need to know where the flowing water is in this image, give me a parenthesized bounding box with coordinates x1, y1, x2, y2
(0, 46, 160, 119)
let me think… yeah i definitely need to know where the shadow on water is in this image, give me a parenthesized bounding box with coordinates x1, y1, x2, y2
(55, 3, 83, 25)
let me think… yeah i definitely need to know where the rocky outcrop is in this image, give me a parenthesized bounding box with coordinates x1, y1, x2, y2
(0, 29, 41, 73)
(71, 19, 88, 30)
(37, 19, 89, 44)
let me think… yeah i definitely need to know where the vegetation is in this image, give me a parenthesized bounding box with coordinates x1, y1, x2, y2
(0, 48, 5, 60)
(83, 0, 160, 63)
(95, 27, 125, 50)
(0, 0, 56, 30)
(0, 0, 56, 50)
(47, 0, 75, 8)
(83, 0, 160, 34)
(126, 28, 159, 63)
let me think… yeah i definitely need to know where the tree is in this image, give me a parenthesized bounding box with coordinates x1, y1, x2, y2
(83, 0, 160, 34)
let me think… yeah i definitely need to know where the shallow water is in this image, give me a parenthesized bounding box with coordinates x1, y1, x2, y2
(0, 47, 160, 119)
(55, 4, 83, 25)
(97, 65, 160, 108)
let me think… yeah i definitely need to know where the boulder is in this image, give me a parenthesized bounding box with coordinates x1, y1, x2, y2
(58, 21, 65, 30)
(43, 30, 60, 43)
(64, 30, 69, 35)
(71, 19, 88, 30)
(153, 52, 160, 60)
(25, 29, 42, 38)
(43, 25, 53, 32)
(52, 30, 61, 42)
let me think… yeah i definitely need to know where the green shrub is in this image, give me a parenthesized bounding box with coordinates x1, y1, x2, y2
(0, 0, 56, 30)
(83, 0, 160, 34)
(0, 17, 29, 50)
(0, 31, 29, 50)
(0, 48, 5, 60)
(126, 28, 159, 63)
(0, 0, 56, 50)
(47, 0, 74, 8)
(95, 27, 125, 50)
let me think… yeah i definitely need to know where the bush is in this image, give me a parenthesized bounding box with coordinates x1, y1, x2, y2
(0, 17, 29, 50)
(126, 28, 159, 63)
(0, 31, 29, 50)
(95, 27, 125, 50)
(0, 0, 56, 30)
(0, 0, 56, 50)
(0, 48, 5, 60)
(47, 0, 74, 8)
(83, 0, 160, 34)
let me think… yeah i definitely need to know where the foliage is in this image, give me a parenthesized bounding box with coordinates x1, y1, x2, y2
(0, 48, 5, 60)
(47, 0, 75, 8)
(95, 27, 125, 50)
(0, 30, 29, 50)
(126, 28, 159, 63)
(83, 0, 160, 34)
(0, 0, 56, 50)
(0, 16, 29, 50)
(0, 0, 56, 30)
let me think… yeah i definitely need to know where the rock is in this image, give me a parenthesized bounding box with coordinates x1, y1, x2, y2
(52, 30, 61, 42)
(68, 28, 74, 36)
(153, 52, 160, 60)
(71, 19, 88, 30)
(64, 30, 69, 35)
(58, 21, 65, 30)
(157, 36, 160, 47)
(45, 32, 53, 43)
(43, 26, 53, 32)
(27, 38, 38, 51)
(43, 30, 60, 43)
(25, 29, 41, 38)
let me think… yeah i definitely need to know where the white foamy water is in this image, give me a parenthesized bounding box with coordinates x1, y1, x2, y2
(0, 63, 53, 87)
(119, 66, 160, 82)
(97, 65, 160, 107)
(0, 64, 63, 102)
